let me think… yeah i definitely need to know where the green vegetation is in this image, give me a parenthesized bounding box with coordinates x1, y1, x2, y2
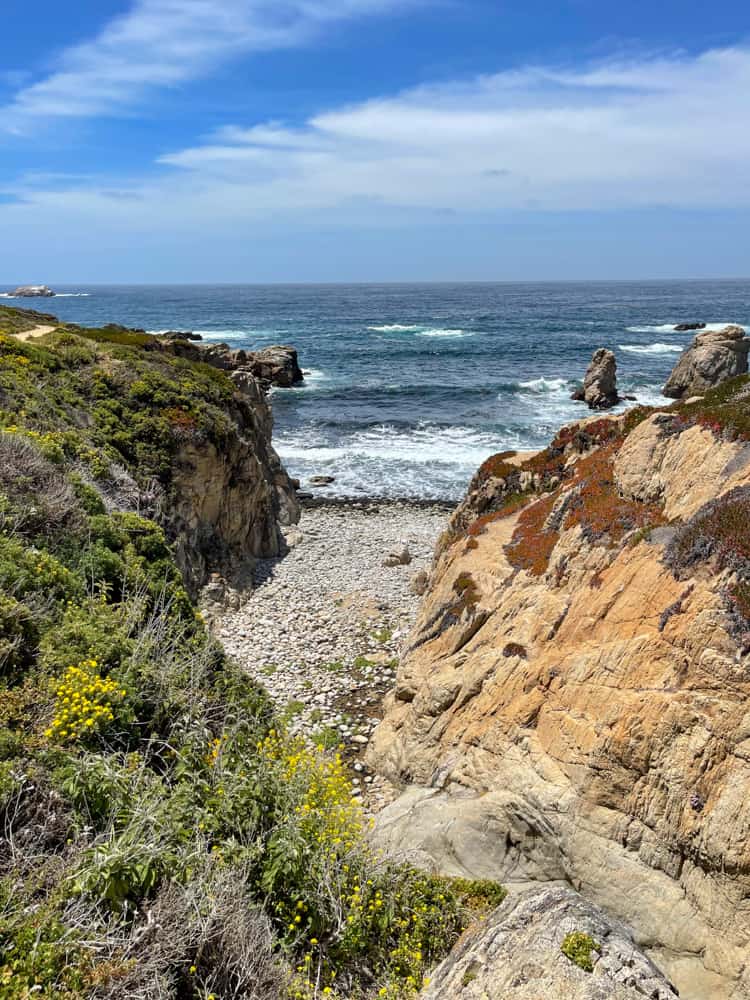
(674, 374, 750, 441)
(561, 931, 600, 973)
(0, 303, 59, 334)
(0, 307, 505, 998)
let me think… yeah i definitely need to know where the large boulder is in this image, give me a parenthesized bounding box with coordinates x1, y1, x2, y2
(423, 886, 678, 1000)
(247, 345, 303, 388)
(663, 325, 749, 398)
(572, 348, 619, 409)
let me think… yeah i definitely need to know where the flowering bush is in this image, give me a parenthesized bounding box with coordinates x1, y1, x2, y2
(46, 660, 126, 743)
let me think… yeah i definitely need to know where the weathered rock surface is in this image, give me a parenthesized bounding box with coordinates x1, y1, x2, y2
(9, 284, 56, 297)
(168, 366, 299, 592)
(423, 886, 678, 1000)
(369, 392, 750, 1000)
(663, 325, 749, 398)
(247, 345, 303, 387)
(573, 348, 619, 409)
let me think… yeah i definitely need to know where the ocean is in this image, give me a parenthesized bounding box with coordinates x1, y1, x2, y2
(5, 280, 748, 500)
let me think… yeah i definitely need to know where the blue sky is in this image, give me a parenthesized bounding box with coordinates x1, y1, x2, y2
(1, 0, 749, 282)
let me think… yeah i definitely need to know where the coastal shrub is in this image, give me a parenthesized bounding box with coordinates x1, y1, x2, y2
(46, 660, 128, 744)
(561, 930, 600, 972)
(0, 594, 38, 679)
(665, 486, 750, 627)
(674, 374, 750, 441)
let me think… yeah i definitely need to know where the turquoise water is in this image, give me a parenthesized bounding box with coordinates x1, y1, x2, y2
(5, 280, 748, 498)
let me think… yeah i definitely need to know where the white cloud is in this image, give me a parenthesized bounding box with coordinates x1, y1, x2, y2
(2, 43, 749, 231)
(2, 0, 414, 129)
(153, 44, 750, 214)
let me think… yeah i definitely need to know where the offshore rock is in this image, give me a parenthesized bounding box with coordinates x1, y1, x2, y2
(573, 348, 619, 409)
(663, 324, 749, 398)
(423, 886, 678, 1000)
(10, 284, 55, 297)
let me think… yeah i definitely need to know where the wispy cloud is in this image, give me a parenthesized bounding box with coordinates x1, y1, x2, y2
(155, 45, 750, 213)
(2, 0, 414, 130)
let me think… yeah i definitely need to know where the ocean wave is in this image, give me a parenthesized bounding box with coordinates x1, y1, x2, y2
(619, 343, 684, 355)
(192, 328, 251, 341)
(517, 377, 569, 393)
(625, 324, 679, 334)
(367, 324, 422, 333)
(277, 421, 509, 465)
(366, 323, 472, 339)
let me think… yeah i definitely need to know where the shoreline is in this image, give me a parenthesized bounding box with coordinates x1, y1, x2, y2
(297, 493, 457, 512)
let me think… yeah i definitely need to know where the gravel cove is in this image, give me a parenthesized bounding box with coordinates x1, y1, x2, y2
(216, 499, 450, 809)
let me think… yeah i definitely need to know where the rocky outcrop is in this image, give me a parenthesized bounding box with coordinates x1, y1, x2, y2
(663, 325, 749, 398)
(160, 336, 303, 389)
(247, 345, 303, 388)
(369, 383, 750, 1000)
(572, 348, 619, 409)
(168, 373, 299, 592)
(675, 322, 706, 332)
(423, 886, 678, 1000)
(9, 284, 55, 297)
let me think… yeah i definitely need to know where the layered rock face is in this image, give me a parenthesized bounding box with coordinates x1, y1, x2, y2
(168, 372, 299, 592)
(424, 886, 678, 1000)
(369, 386, 750, 999)
(664, 325, 749, 398)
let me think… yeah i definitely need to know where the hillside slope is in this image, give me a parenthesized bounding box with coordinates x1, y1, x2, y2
(370, 379, 750, 999)
(0, 309, 299, 593)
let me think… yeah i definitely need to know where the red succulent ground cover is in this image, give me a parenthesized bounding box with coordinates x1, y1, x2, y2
(505, 440, 666, 578)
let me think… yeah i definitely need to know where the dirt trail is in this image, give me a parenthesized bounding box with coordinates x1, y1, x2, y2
(11, 324, 57, 341)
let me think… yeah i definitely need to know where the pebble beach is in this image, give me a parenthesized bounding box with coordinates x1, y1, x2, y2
(216, 499, 450, 808)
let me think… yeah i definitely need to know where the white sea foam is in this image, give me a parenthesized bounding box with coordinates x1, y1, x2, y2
(366, 324, 422, 332)
(625, 324, 680, 333)
(278, 422, 508, 468)
(619, 343, 684, 355)
(191, 328, 251, 341)
(518, 377, 569, 393)
(366, 323, 472, 339)
(626, 322, 746, 334)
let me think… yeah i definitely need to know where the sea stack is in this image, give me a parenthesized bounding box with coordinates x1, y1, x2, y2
(663, 324, 749, 398)
(572, 347, 619, 409)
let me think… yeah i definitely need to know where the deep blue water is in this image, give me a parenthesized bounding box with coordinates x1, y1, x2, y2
(4, 281, 748, 499)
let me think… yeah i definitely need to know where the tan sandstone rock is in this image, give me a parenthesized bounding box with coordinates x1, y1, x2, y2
(369, 399, 750, 1000)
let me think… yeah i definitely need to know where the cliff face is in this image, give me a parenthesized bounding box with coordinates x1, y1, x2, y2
(168, 371, 299, 592)
(370, 379, 750, 1000)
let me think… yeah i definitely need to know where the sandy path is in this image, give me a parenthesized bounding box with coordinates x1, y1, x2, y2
(11, 324, 57, 341)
